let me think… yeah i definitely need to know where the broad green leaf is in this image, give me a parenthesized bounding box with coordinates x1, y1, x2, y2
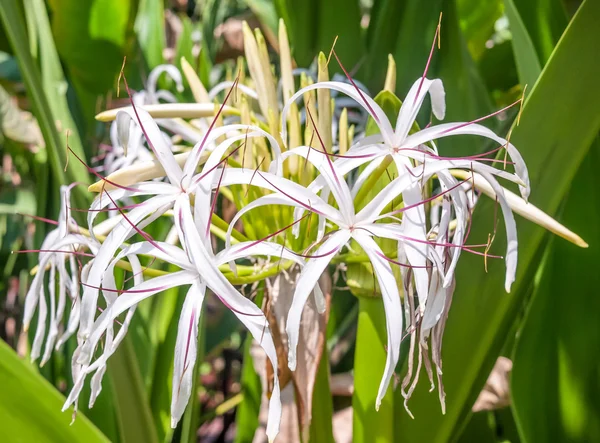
(456, 0, 503, 60)
(135, 0, 165, 69)
(363, 0, 408, 90)
(109, 336, 159, 443)
(511, 140, 600, 443)
(392, 0, 444, 94)
(316, 0, 363, 73)
(353, 296, 394, 443)
(393, 1, 600, 441)
(48, 0, 135, 94)
(0, 339, 108, 443)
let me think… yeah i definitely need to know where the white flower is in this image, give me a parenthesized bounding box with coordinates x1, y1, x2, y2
(23, 184, 99, 364)
(67, 99, 286, 440)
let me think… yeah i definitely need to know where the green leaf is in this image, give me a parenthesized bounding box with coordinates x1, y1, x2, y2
(274, 0, 318, 67)
(456, 0, 503, 60)
(242, 0, 279, 38)
(510, 0, 568, 64)
(391, 0, 443, 94)
(135, 0, 165, 69)
(316, 0, 363, 73)
(353, 296, 394, 443)
(393, 1, 600, 441)
(0, 0, 90, 209)
(0, 339, 108, 442)
(109, 336, 160, 443)
(48, 0, 135, 94)
(363, 0, 408, 89)
(511, 140, 600, 443)
(504, 0, 543, 88)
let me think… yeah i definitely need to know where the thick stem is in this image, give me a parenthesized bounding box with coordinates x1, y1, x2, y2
(352, 296, 394, 443)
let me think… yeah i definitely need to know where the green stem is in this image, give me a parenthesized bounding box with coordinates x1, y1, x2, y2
(308, 346, 335, 443)
(352, 296, 394, 443)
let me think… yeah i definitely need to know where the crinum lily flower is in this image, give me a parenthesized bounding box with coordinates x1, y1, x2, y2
(281, 74, 530, 314)
(221, 145, 499, 411)
(68, 96, 286, 439)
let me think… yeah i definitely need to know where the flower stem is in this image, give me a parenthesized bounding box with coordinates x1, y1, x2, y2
(352, 296, 394, 443)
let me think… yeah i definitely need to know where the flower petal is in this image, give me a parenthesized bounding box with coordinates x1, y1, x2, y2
(286, 230, 350, 371)
(351, 231, 403, 410)
(393, 78, 445, 145)
(401, 122, 530, 199)
(174, 194, 282, 441)
(171, 278, 206, 428)
(282, 81, 395, 146)
(116, 108, 183, 184)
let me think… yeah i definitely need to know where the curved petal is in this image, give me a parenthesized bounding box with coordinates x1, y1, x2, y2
(394, 78, 445, 145)
(357, 159, 523, 223)
(282, 81, 394, 146)
(184, 124, 283, 186)
(393, 156, 429, 311)
(79, 194, 176, 337)
(286, 230, 351, 371)
(220, 168, 343, 225)
(171, 279, 206, 427)
(282, 146, 354, 224)
(352, 231, 402, 410)
(401, 122, 530, 199)
(116, 108, 183, 184)
(174, 194, 282, 442)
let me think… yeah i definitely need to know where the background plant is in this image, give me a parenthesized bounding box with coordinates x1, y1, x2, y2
(0, 0, 599, 442)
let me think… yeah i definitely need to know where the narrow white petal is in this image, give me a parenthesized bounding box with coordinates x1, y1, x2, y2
(174, 195, 282, 441)
(394, 77, 445, 144)
(401, 122, 530, 199)
(282, 147, 355, 224)
(393, 157, 429, 311)
(171, 279, 206, 428)
(220, 168, 343, 226)
(282, 81, 395, 146)
(116, 108, 183, 184)
(352, 231, 403, 410)
(79, 194, 179, 338)
(286, 230, 350, 371)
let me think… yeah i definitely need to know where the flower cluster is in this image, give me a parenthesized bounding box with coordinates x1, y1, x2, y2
(22, 22, 583, 442)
